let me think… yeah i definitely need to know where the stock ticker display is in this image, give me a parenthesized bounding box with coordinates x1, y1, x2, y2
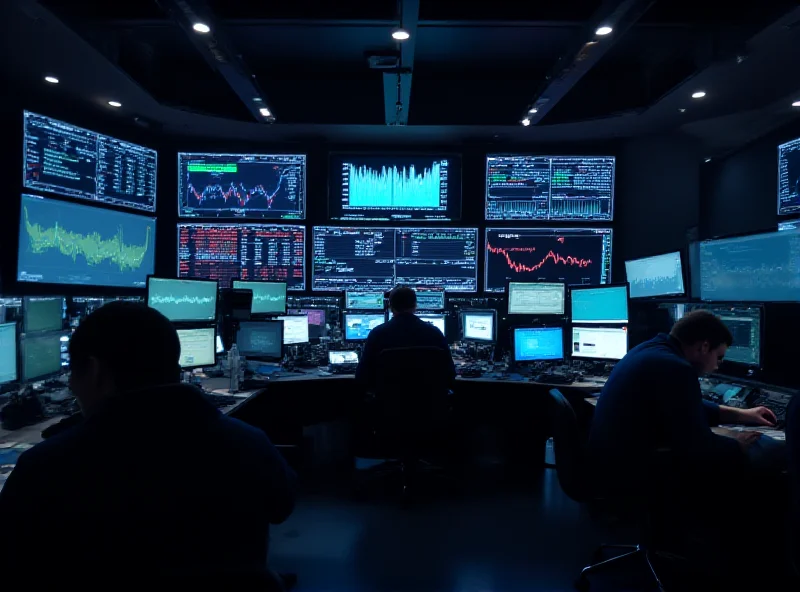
(485, 155, 614, 221)
(484, 228, 613, 292)
(778, 137, 800, 215)
(178, 153, 306, 220)
(178, 223, 305, 290)
(23, 111, 157, 212)
(17, 194, 155, 288)
(312, 227, 478, 292)
(329, 154, 461, 222)
(700, 227, 800, 302)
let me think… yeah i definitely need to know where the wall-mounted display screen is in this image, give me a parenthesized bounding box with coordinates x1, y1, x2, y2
(778, 137, 800, 216)
(625, 251, 685, 299)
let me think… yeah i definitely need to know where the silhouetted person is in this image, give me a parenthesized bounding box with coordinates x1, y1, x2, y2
(0, 302, 296, 587)
(356, 286, 455, 391)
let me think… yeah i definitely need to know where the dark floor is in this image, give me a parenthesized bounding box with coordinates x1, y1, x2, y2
(268, 466, 661, 592)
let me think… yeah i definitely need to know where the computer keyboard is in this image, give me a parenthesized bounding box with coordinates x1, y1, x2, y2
(202, 392, 240, 409)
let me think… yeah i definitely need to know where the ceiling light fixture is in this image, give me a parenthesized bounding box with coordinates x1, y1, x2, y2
(678, 108, 686, 113)
(192, 22, 211, 34)
(595, 26, 613, 36)
(705, 158, 712, 163)
(259, 107, 272, 117)
(392, 28, 410, 41)
(792, 100, 800, 108)
(521, 118, 531, 127)
(691, 91, 706, 99)
(253, 97, 263, 103)
(108, 101, 122, 108)
(528, 107, 538, 114)
(44, 76, 59, 84)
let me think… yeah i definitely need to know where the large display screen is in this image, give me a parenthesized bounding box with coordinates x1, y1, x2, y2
(484, 227, 612, 293)
(699, 227, 800, 302)
(778, 137, 800, 216)
(178, 223, 305, 290)
(313, 226, 478, 292)
(23, 111, 157, 212)
(485, 155, 614, 221)
(178, 152, 305, 220)
(625, 251, 685, 299)
(18, 194, 155, 288)
(328, 154, 462, 222)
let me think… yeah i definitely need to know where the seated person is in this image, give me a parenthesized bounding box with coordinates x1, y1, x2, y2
(588, 310, 777, 496)
(0, 302, 296, 586)
(355, 285, 455, 391)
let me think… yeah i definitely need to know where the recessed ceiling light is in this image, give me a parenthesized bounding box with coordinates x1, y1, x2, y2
(392, 28, 410, 41)
(44, 76, 59, 84)
(705, 158, 712, 163)
(595, 26, 613, 36)
(253, 97, 263, 102)
(107, 101, 122, 108)
(521, 118, 531, 127)
(678, 108, 686, 113)
(691, 91, 706, 99)
(528, 107, 538, 114)
(792, 100, 800, 108)
(259, 107, 272, 117)
(193, 22, 210, 34)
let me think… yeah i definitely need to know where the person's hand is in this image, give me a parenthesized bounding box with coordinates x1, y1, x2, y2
(733, 430, 762, 452)
(739, 406, 777, 427)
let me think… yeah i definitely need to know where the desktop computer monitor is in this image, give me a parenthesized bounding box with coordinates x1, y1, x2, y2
(232, 280, 287, 315)
(415, 289, 446, 311)
(236, 321, 283, 360)
(20, 331, 67, 382)
(0, 322, 18, 385)
(686, 304, 762, 367)
(147, 277, 218, 322)
(345, 290, 385, 310)
(276, 315, 310, 345)
(571, 326, 628, 361)
(176, 327, 216, 370)
(287, 308, 327, 339)
(343, 312, 385, 341)
(329, 350, 359, 365)
(625, 251, 685, 299)
(507, 282, 565, 315)
(416, 313, 446, 335)
(461, 310, 496, 342)
(570, 284, 628, 324)
(512, 327, 564, 362)
(23, 297, 63, 333)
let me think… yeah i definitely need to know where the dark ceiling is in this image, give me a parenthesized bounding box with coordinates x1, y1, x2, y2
(4, 0, 800, 151)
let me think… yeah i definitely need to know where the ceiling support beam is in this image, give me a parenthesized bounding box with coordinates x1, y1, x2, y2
(383, 0, 419, 125)
(521, 0, 654, 126)
(157, 0, 275, 122)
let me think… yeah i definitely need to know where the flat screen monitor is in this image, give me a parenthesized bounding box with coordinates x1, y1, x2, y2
(20, 331, 67, 382)
(345, 290, 385, 310)
(232, 281, 287, 315)
(276, 315, 310, 345)
(343, 313, 385, 341)
(178, 152, 306, 220)
(699, 227, 800, 302)
(18, 194, 156, 288)
(461, 310, 496, 342)
(416, 313, 446, 335)
(0, 322, 17, 385)
(287, 308, 326, 339)
(485, 155, 614, 221)
(415, 289, 445, 311)
(329, 153, 462, 222)
(507, 282, 565, 315)
(570, 285, 628, 324)
(313, 226, 478, 292)
(571, 326, 628, 361)
(329, 350, 359, 365)
(236, 321, 283, 360)
(147, 277, 217, 323)
(778, 137, 800, 216)
(23, 110, 157, 212)
(178, 223, 305, 289)
(484, 227, 612, 292)
(625, 251, 685, 299)
(23, 297, 63, 333)
(687, 304, 762, 366)
(513, 327, 564, 362)
(176, 327, 216, 370)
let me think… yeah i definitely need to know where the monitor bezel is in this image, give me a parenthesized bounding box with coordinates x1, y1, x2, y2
(146, 275, 219, 324)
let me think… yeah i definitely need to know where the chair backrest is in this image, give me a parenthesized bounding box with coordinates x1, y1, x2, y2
(547, 389, 590, 502)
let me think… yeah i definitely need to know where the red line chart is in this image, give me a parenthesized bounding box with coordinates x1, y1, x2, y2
(486, 242, 592, 274)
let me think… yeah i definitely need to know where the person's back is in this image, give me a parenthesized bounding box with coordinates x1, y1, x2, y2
(0, 302, 296, 585)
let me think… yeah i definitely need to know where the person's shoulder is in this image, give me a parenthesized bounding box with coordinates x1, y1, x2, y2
(13, 423, 83, 471)
(215, 414, 274, 448)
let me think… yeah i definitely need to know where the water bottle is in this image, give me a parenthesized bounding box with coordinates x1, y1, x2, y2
(545, 437, 556, 466)
(228, 344, 240, 393)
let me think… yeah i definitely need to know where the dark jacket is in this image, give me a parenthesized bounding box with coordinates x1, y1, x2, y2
(0, 384, 296, 584)
(588, 333, 743, 494)
(355, 312, 455, 390)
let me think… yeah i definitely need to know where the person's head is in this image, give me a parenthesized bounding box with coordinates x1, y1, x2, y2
(68, 301, 181, 415)
(669, 310, 733, 374)
(388, 285, 417, 315)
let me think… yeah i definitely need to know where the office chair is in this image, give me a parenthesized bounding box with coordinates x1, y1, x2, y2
(547, 389, 670, 591)
(355, 346, 453, 497)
